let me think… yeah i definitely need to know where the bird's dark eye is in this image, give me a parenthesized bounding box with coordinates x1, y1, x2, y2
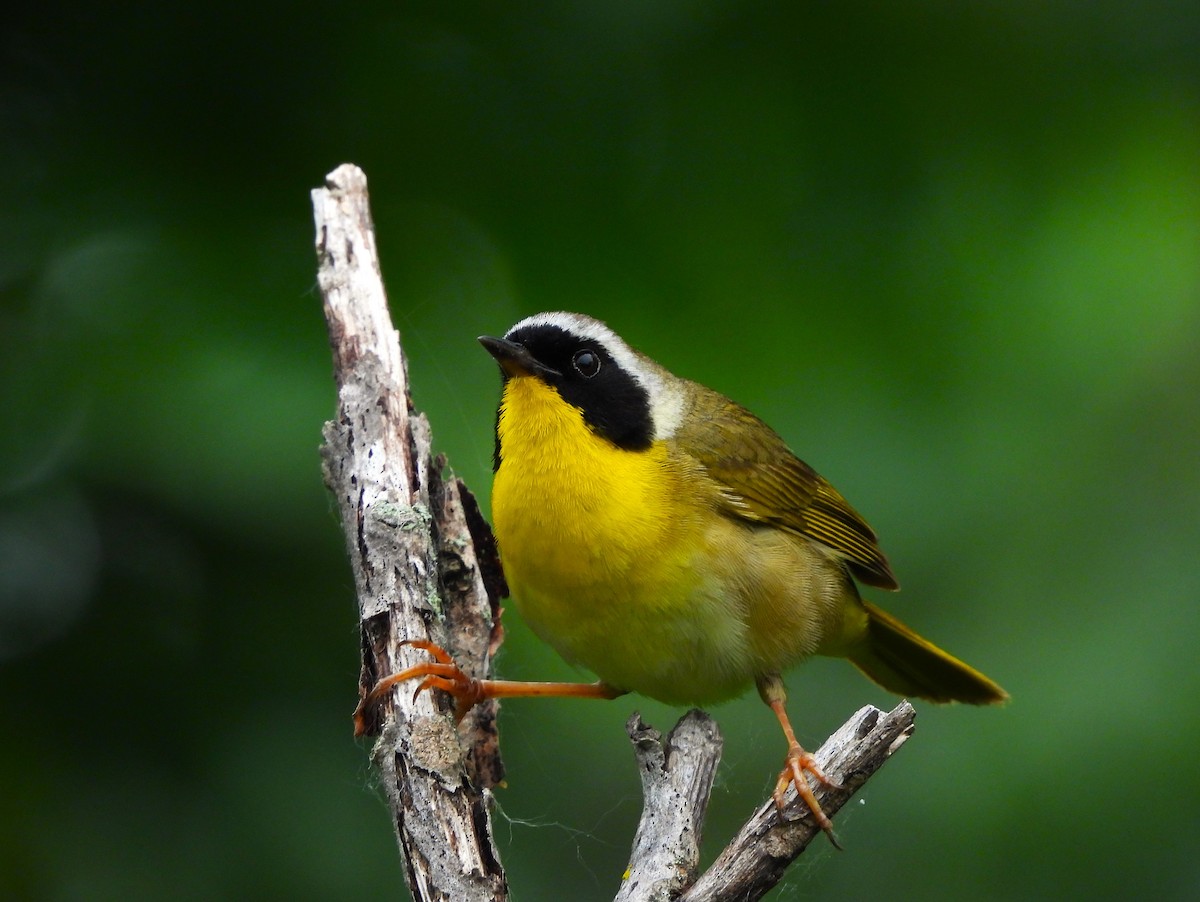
(572, 349, 601, 378)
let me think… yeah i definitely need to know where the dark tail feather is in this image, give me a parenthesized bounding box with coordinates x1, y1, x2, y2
(849, 602, 1008, 705)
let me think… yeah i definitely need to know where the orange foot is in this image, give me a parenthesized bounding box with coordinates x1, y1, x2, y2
(354, 639, 624, 737)
(757, 672, 844, 848)
(773, 741, 844, 849)
(353, 639, 485, 736)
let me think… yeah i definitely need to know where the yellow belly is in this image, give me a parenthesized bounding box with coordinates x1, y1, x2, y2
(491, 377, 845, 704)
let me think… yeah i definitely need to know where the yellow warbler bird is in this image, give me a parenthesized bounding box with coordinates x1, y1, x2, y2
(359, 311, 1007, 842)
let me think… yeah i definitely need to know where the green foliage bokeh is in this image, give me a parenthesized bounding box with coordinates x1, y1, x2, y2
(2, 3, 1198, 900)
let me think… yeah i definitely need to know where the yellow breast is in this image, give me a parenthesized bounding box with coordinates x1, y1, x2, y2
(491, 376, 752, 702)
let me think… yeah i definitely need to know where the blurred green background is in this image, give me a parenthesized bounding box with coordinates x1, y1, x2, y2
(3, 2, 1198, 899)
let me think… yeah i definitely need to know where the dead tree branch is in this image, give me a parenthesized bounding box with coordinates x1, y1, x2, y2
(616, 711, 724, 902)
(311, 163, 917, 902)
(313, 163, 505, 901)
(681, 701, 916, 901)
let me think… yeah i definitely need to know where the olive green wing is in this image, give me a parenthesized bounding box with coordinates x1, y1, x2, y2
(675, 385, 899, 590)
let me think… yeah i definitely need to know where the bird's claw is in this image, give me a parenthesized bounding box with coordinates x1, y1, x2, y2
(353, 639, 483, 736)
(773, 742, 844, 849)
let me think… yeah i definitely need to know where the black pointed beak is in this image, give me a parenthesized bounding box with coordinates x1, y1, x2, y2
(478, 335, 560, 379)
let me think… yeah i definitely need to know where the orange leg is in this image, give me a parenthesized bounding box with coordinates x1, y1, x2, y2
(756, 673, 843, 849)
(354, 639, 625, 737)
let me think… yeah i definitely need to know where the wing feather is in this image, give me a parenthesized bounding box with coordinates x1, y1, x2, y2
(673, 384, 899, 590)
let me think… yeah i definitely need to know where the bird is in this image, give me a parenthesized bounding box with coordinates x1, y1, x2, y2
(356, 310, 1007, 843)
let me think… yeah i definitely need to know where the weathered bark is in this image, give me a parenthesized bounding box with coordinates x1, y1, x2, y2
(314, 163, 506, 901)
(680, 702, 916, 902)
